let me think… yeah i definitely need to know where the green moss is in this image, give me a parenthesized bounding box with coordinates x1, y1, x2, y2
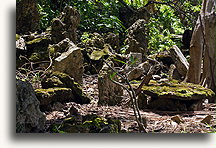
(49, 114, 122, 133)
(29, 51, 48, 62)
(48, 45, 56, 56)
(16, 34, 20, 41)
(42, 71, 90, 104)
(134, 80, 215, 100)
(35, 87, 73, 106)
(26, 37, 47, 45)
(29, 52, 41, 61)
(35, 87, 71, 95)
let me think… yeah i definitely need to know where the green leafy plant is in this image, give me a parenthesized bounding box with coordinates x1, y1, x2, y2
(36, 0, 125, 33)
(147, 5, 184, 54)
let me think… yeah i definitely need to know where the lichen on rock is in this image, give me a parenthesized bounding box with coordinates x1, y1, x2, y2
(49, 114, 121, 133)
(16, 79, 45, 133)
(40, 71, 90, 105)
(134, 80, 215, 111)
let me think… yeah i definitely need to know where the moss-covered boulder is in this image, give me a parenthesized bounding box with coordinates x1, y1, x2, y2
(141, 80, 215, 100)
(134, 80, 215, 111)
(41, 71, 90, 105)
(26, 35, 51, 62)
(35, 88, 74, 110)
(49, 114, 121, 133)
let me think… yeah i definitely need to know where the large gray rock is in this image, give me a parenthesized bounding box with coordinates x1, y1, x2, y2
(98, 62, 123, 106)
(51, 6, 80, 44)
(54, 42, 84, 84)
(16, 79, 45, 133)
(125, 19, 148, 54)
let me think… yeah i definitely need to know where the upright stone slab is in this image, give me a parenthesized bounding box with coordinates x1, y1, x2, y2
(170, 45, 189, 79)
(54, 42, 84, 84)
(51, 6, 80, 43)
(98, 62, 123, 106)
(125, 19, 148, 54)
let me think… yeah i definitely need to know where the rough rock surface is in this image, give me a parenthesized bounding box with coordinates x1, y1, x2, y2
(124, 52, 146, 80)
(104, 32, 120, 52)
(35, 88, 74, 111)
(16, 0, 39, 33)
(125, 19, 148, 54)
(16, 79, 45, 133)
(170, 45, 189, 78)
(50, 114, 121, 133)
(125, 52, 143, 72)
(135, 80, 215, 111)
(54, 42, 84, 84)
(98, 62, 123, 105)
(48, 38, 72, 58)
(38, 71, 90, 108)
(127, 60, 151, 80)
(51, 6, 80, 43)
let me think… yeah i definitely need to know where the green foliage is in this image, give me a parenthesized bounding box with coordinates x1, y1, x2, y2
(147, 5, 184, 54)
(36, 0, 125, 33)
(35, 0, 201, 54)
(124, 0, 148, 8)
(80, 32, 91, 43)
(37, 0, 61, 30)
(70, 0, 125, 33)
(83, 117, 108, 130)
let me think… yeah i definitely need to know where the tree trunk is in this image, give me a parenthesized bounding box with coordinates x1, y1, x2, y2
(185, 0, 215, 96)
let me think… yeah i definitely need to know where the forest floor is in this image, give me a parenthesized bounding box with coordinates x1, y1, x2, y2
(45, 74, 216, 133)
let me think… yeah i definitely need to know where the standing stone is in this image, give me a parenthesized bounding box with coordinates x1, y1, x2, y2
(125, 19, 148, 54)
(170, 45, 189, 79)
(16, 0, 39, 34)
(51, 6, 80, 44)
(98, 62, 123, 106)
(16, 79, 45, 133)
(54, 42, 84, 84)
(104, 32, 120, 52)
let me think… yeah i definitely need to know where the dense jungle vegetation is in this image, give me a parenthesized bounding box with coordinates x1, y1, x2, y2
(16, 0, 216, 133)
(36, 0, 201, 53)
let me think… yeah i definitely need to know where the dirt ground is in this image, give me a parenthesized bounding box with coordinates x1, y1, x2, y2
(45, 74, 216, 133)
